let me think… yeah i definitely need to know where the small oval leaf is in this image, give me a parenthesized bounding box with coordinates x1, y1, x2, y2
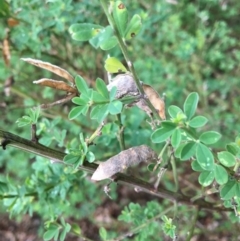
(183, 92, 199, 120)
(199, 131, 221, 145)
(218, 151, 236, 167)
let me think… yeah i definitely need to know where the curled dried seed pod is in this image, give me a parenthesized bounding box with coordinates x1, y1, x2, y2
(142, 84, 166, 120)
(21, 58, 74, 83)
(91, 145, 158, 181)
(107, 74, 139, 98)
(33, 79, 77, 93)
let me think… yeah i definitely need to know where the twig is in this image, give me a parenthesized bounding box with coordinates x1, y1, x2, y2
(117, 114, 125, 150)
(186, 207, 199, 241)
(99, 0, 161, 121)
(0, 129, 233, 212)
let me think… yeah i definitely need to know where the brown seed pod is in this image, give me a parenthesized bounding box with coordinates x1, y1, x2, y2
(91, 145, 158, 181)
(142, 84, 166, 120)
(33, 78, 77, 93)
(21, 58, 74, 83)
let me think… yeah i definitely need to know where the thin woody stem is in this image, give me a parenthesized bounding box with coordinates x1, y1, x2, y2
(100, 0, 161, 121)
(0, 129, 232, 212)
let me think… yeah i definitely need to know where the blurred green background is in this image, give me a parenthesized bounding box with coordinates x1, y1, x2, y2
(0, 0, 240, 240)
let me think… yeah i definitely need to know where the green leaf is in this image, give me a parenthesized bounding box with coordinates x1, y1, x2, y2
(198, 171, 214, 186)
(236, 183, 240, 198)
(96, 78, 109, 99)
(174, 143, 185, 158)
(189, 116, 208, 128)
(191, 160, 205, 172)
(43, 225, 59, 241)
(16, 116, 32, 127)
(59, 229, 67, 241)
(199, 131, 221, 145)
(90, 104, 109, 122)
(226, 143, 240, 156)
(69, 23, 103, 41)
(92, 91, 108, 103)
(71, 223, 81, 235)
(86, 151, 95, 163)
(196, 143, 214, 171)
(68, 106, 88, 120)
(75, 75, 89, 95)
(72, 97, 88, 106)
(124, 14, 142, 40)
(0, 181, 8, 194)
(151, 124, 176, 143)
(63, 154, 81, 165)
(183, 92, 199, 120)
(113, 1, 128, 37)
(171, 128, 181, 148)
(220, 180, 237, 200)
(109, 86, 117, 101)
(168, 105, 184, 118)
(214, 164, 228, 185)
(99, 227, 107, 240)
(218, 151, 236, 167)
(180, 142, 197, 160)
(104, 57, 127, 73)
(100, 36, 118, 50)
(108, 100, 123, 115)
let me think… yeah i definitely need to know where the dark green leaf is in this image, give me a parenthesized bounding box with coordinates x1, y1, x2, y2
(198, 171, 214, 186)
(100, 36, 118, 50)
(0, 181, 8, 194)
(220, 180, 237, 200)
(109, 86, 117, 101)
(92, 91, 108, 103)
(174, 143, 185, 158)
(86, 151, 95, 163)
(196, 143, 214, 170)
(191, 160, 205, 172)
(189, 116, 208, 128)
(63, 154, 81, 165)
(180, 142, 197, 160)
(218, 151, 236, 167)
(75, 75, 89, 95)
(90, 104, 109, 122)
(68, 106, 87, 120)
(108, 100, 123, 115)
(214, 164, 228, 185)
(171, 128, 181, 148)
(226, 143, 240, 156)
(96, 78, 109, 99)
(113, 1, 128, 37)
(183, 92, 199, 120)
(72, 97, 88, 106)
(199, 131, 221, 145)
(69, 23, 103, 41)
(168, 105, 183, 118)
(151, 124, 176, 143)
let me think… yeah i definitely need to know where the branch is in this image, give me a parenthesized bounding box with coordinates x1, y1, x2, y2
(0, 129, 232, 212)
(100, 0, 161, 121)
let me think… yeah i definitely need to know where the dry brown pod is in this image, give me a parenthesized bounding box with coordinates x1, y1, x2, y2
(21, 58, 74, 83)
(33, 78, 77, 93)
(91, 145, 158, 181)
(142, 84, 166, 120)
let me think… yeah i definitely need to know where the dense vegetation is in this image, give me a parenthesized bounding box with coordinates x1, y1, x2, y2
(0, 0, 240, 240)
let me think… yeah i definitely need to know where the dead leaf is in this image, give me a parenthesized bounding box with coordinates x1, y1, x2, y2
(2, 38, 10, 66)
(91, 145, 158, 181)
(142, 84, 166, 120)
(21, 58, 74, 83)
(33, 78, 77, 93)
(107, 74, 166, 120)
